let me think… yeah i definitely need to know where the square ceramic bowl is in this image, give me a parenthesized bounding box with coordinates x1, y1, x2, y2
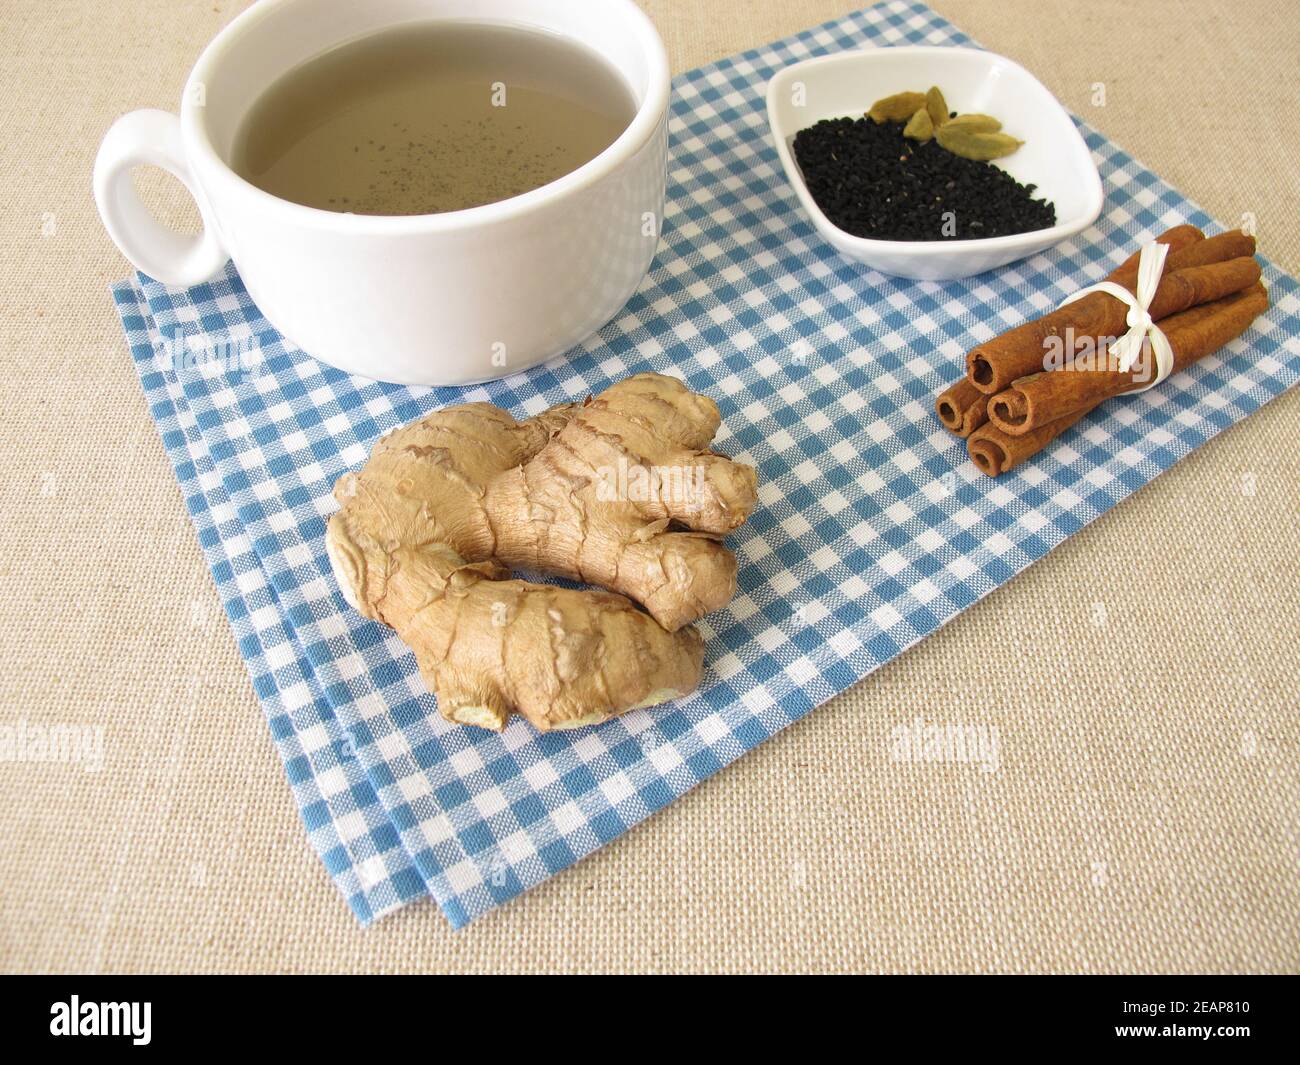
(766, 46, 1103, 281)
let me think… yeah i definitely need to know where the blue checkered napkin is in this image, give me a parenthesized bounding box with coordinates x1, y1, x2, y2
(118, 297, 427, 921)
(111, 0, 1300, 927)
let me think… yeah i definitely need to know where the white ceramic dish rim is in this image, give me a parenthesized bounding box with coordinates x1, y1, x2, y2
(182, 0, 671, 233)
(766, 46, 1104, 259)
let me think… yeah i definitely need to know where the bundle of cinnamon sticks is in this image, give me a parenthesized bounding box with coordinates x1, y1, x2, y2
(935, 225, 1269, 476)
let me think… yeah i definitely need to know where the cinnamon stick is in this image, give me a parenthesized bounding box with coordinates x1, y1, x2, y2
(1130, 228, 1256, 280)
(970, 282, 1269, 474)
(966, 229, 1258, 394)
(967, 409, 1090, 477)
(987, 273, 1266, 434)
(935, 377, 990, 436)
(1106, 224, 1204, 288)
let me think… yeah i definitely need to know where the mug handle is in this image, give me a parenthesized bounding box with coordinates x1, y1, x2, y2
(93, 109, 228, 286)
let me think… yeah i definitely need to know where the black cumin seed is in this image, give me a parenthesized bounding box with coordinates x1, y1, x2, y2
(792, 115, 1056, 242)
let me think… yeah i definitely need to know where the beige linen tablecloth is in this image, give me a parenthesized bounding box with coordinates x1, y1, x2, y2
(1, 0, 1296, 973)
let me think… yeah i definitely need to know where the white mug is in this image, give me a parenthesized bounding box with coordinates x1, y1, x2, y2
(94, 0, 670, 386)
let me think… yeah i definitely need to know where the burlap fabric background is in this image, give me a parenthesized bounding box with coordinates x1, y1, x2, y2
(2, 0, 1296, 974)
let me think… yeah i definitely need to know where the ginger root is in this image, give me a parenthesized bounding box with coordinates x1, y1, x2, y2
(326, 373, 758, 732)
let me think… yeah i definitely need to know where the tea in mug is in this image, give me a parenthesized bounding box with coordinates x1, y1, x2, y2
(232, 21, 637, 215)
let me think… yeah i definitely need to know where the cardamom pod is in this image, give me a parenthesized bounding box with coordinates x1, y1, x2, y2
(903, 107, 934, 141)
(941, 113, 1003, 134)
(867, 91, 927, 123)
(925, 86, 948, 129)
(935, 124, 1024, 161)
